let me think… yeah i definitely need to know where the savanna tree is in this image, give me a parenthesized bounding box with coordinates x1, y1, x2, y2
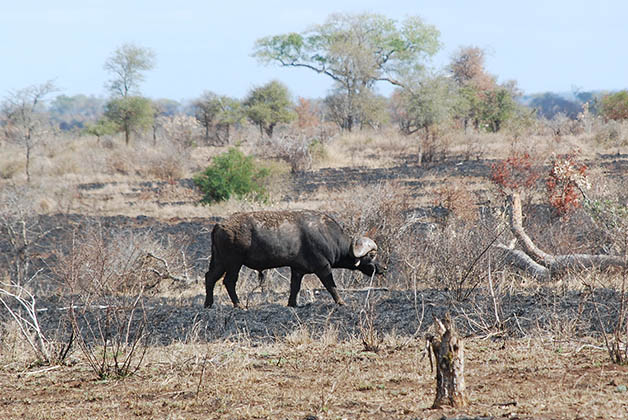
(448, 46, 518, 132)
(102, 43, 156, 144)
(104, 96, 154, 145)
(1, 81, 57, 182)
(192, 91, 244, 144)
(391, 73, 457, 135)
(253, 12, 441, 131)
(104, 43, 156, 98)
(391, 74, 457, 163)
(243, 80, 295, 138)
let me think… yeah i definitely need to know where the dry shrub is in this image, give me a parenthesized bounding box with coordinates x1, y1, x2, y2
(591, 119, 628, 151)
(0, 185, 60, 288)
(597, 273, 628, 365)
(103, 138, 190, 180)
(460, 133, 488, 161)
(358, 297, 383, 353)
(327, 181, 414, 287)
(145, 154, 185, 181)
(523, 164, 626, 258)
(52, 225, 193, 379)
(259, 123, 339, 172)
(404, 216, 501, 300)
(325, 128, 409, 168)
(0, 318, 35, 364)
(284, 324, 314, 347)
(106, 147, 135, 175)
(54, 224, 192, 297)
(143, 141, 188, 182)
(157, 115, 202, 148)
(541, 113, 582, 137)
(0, 159, 24, 180)
(490, 151, 542, 195)
(432, 180, 478, 224)
(263, 131, 314, 173)
(416, 127, 451, 165)
(0, 282, 73, 366)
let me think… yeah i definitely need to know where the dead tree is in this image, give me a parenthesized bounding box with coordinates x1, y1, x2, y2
(496, 192, 627, 280)
(426, 314, 468, 408)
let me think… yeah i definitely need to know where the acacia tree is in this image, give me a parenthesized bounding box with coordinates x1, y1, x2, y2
(104, 43, 155, 98)
(253, 12, 440, 131)
(192, 91, 244, 144)
(102, 43, 156, 144)
(243, 80, 295, 138)
(104, 97, 154, 145)
(1, 81, 56, 182)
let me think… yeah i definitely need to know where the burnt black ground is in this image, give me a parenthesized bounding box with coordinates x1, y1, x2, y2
(31, 285, 621, 346)
(2, 155, 627, 346)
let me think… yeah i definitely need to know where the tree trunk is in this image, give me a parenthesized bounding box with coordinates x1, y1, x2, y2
(265, 123, 275, 138)
(497, 192, 627, 279)
(25, 142, 31, 184)
(426, 314, 468, 408)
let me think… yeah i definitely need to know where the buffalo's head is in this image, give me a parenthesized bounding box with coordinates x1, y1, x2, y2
(352, 237, 387, 276)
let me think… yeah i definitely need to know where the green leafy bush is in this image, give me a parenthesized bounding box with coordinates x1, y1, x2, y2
(193, 148, 269, 204)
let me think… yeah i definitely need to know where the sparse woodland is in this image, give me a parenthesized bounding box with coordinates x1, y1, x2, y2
(1, 12, 628, 420)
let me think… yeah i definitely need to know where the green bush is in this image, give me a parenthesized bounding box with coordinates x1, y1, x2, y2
(193, 148, 269, 204)
(599, 90, 628, 121)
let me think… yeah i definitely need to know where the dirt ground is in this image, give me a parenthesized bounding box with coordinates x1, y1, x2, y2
(0, 285, 626, 420)
(1, 334, 627, 419)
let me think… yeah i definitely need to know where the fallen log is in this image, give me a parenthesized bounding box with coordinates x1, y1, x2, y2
(497, 192, 626, 279)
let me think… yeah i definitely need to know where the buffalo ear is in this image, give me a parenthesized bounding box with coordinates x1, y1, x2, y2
(352, 237, 377, 258)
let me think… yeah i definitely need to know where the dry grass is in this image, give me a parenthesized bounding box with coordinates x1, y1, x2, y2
(319, 127, 415, 169)
(1, 335, 626, 419)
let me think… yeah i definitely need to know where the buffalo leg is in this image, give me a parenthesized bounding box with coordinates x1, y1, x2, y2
(204, 262, 226, 308)
(316, 266, 345, 305)
(223, 267, 244, 309)
(288, 270, 305, 307)
(258, 270, 266, 294)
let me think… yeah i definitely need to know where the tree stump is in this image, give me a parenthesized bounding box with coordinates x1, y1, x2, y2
(426, 314, 468, 408)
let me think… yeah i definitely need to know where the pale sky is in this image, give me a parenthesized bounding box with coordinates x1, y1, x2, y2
(1, 0, 626, 102)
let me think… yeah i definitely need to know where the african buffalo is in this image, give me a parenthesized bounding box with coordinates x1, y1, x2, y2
(204, 210, 386, 308)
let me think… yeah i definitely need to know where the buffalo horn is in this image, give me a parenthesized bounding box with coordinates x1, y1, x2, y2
(352, 237, 377, 258)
